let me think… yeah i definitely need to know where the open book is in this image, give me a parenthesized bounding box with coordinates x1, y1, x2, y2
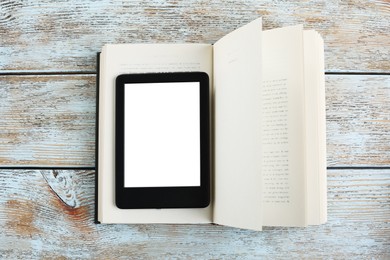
(96, 18, 327, 231)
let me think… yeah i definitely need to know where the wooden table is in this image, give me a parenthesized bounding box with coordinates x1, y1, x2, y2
(1, 1, 389, 258)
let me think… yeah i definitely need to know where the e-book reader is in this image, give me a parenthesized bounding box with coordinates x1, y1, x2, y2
(115, 72, 210, 209)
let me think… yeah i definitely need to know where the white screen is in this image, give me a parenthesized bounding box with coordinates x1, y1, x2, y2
(124, 82, 201, 187)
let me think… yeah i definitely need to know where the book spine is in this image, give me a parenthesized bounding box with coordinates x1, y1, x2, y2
(95, 52, 101, 224)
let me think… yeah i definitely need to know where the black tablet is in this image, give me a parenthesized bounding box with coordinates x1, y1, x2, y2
(115, 72, 210, 209)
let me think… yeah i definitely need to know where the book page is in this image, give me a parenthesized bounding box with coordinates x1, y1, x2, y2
(98, 44, 213, 223)
(262, 26, 307, 227)
(317, 32, 327, 224)
(304, 30, 327, 225)
(213, 18, 263, 231)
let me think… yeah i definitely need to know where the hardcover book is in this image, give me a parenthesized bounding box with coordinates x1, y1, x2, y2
(96, 18, 327, 231)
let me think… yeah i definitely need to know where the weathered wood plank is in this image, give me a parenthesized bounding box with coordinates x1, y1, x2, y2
(0, 169, 388, 258)
(326, 75, 390, 166)
(0, 0, 389, 73)
(1, 74, 389, 167)
(0, 75, 95, 167)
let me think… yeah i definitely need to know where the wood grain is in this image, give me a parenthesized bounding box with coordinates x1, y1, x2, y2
(326, 75, 390, 166)
(1, 74, 389, 167)
(0, 0, 388, 258)
(0, 75, 95, 167)
(0, 0, 389, 73)
(0, 169, 388, 258)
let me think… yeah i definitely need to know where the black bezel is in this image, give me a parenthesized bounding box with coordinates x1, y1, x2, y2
(115, 72, 210, 209)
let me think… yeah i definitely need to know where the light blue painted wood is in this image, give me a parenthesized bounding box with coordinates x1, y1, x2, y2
(0, 0, 389, 72)
(0, 75, 96, 167)
(1, 75, 389, 167)
(0, 0, 389, 258)
(0, 169, 389, 258)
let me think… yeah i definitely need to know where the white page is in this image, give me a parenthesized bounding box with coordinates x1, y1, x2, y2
(304, 30, 327, 225)
(261, 26, 307, 227)
(98, 44, 213, 223)
(317, 33, 327, 224)
(213, 18, 263, 231)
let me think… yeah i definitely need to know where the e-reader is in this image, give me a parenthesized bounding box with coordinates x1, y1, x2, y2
(115, 72, 210, 209)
